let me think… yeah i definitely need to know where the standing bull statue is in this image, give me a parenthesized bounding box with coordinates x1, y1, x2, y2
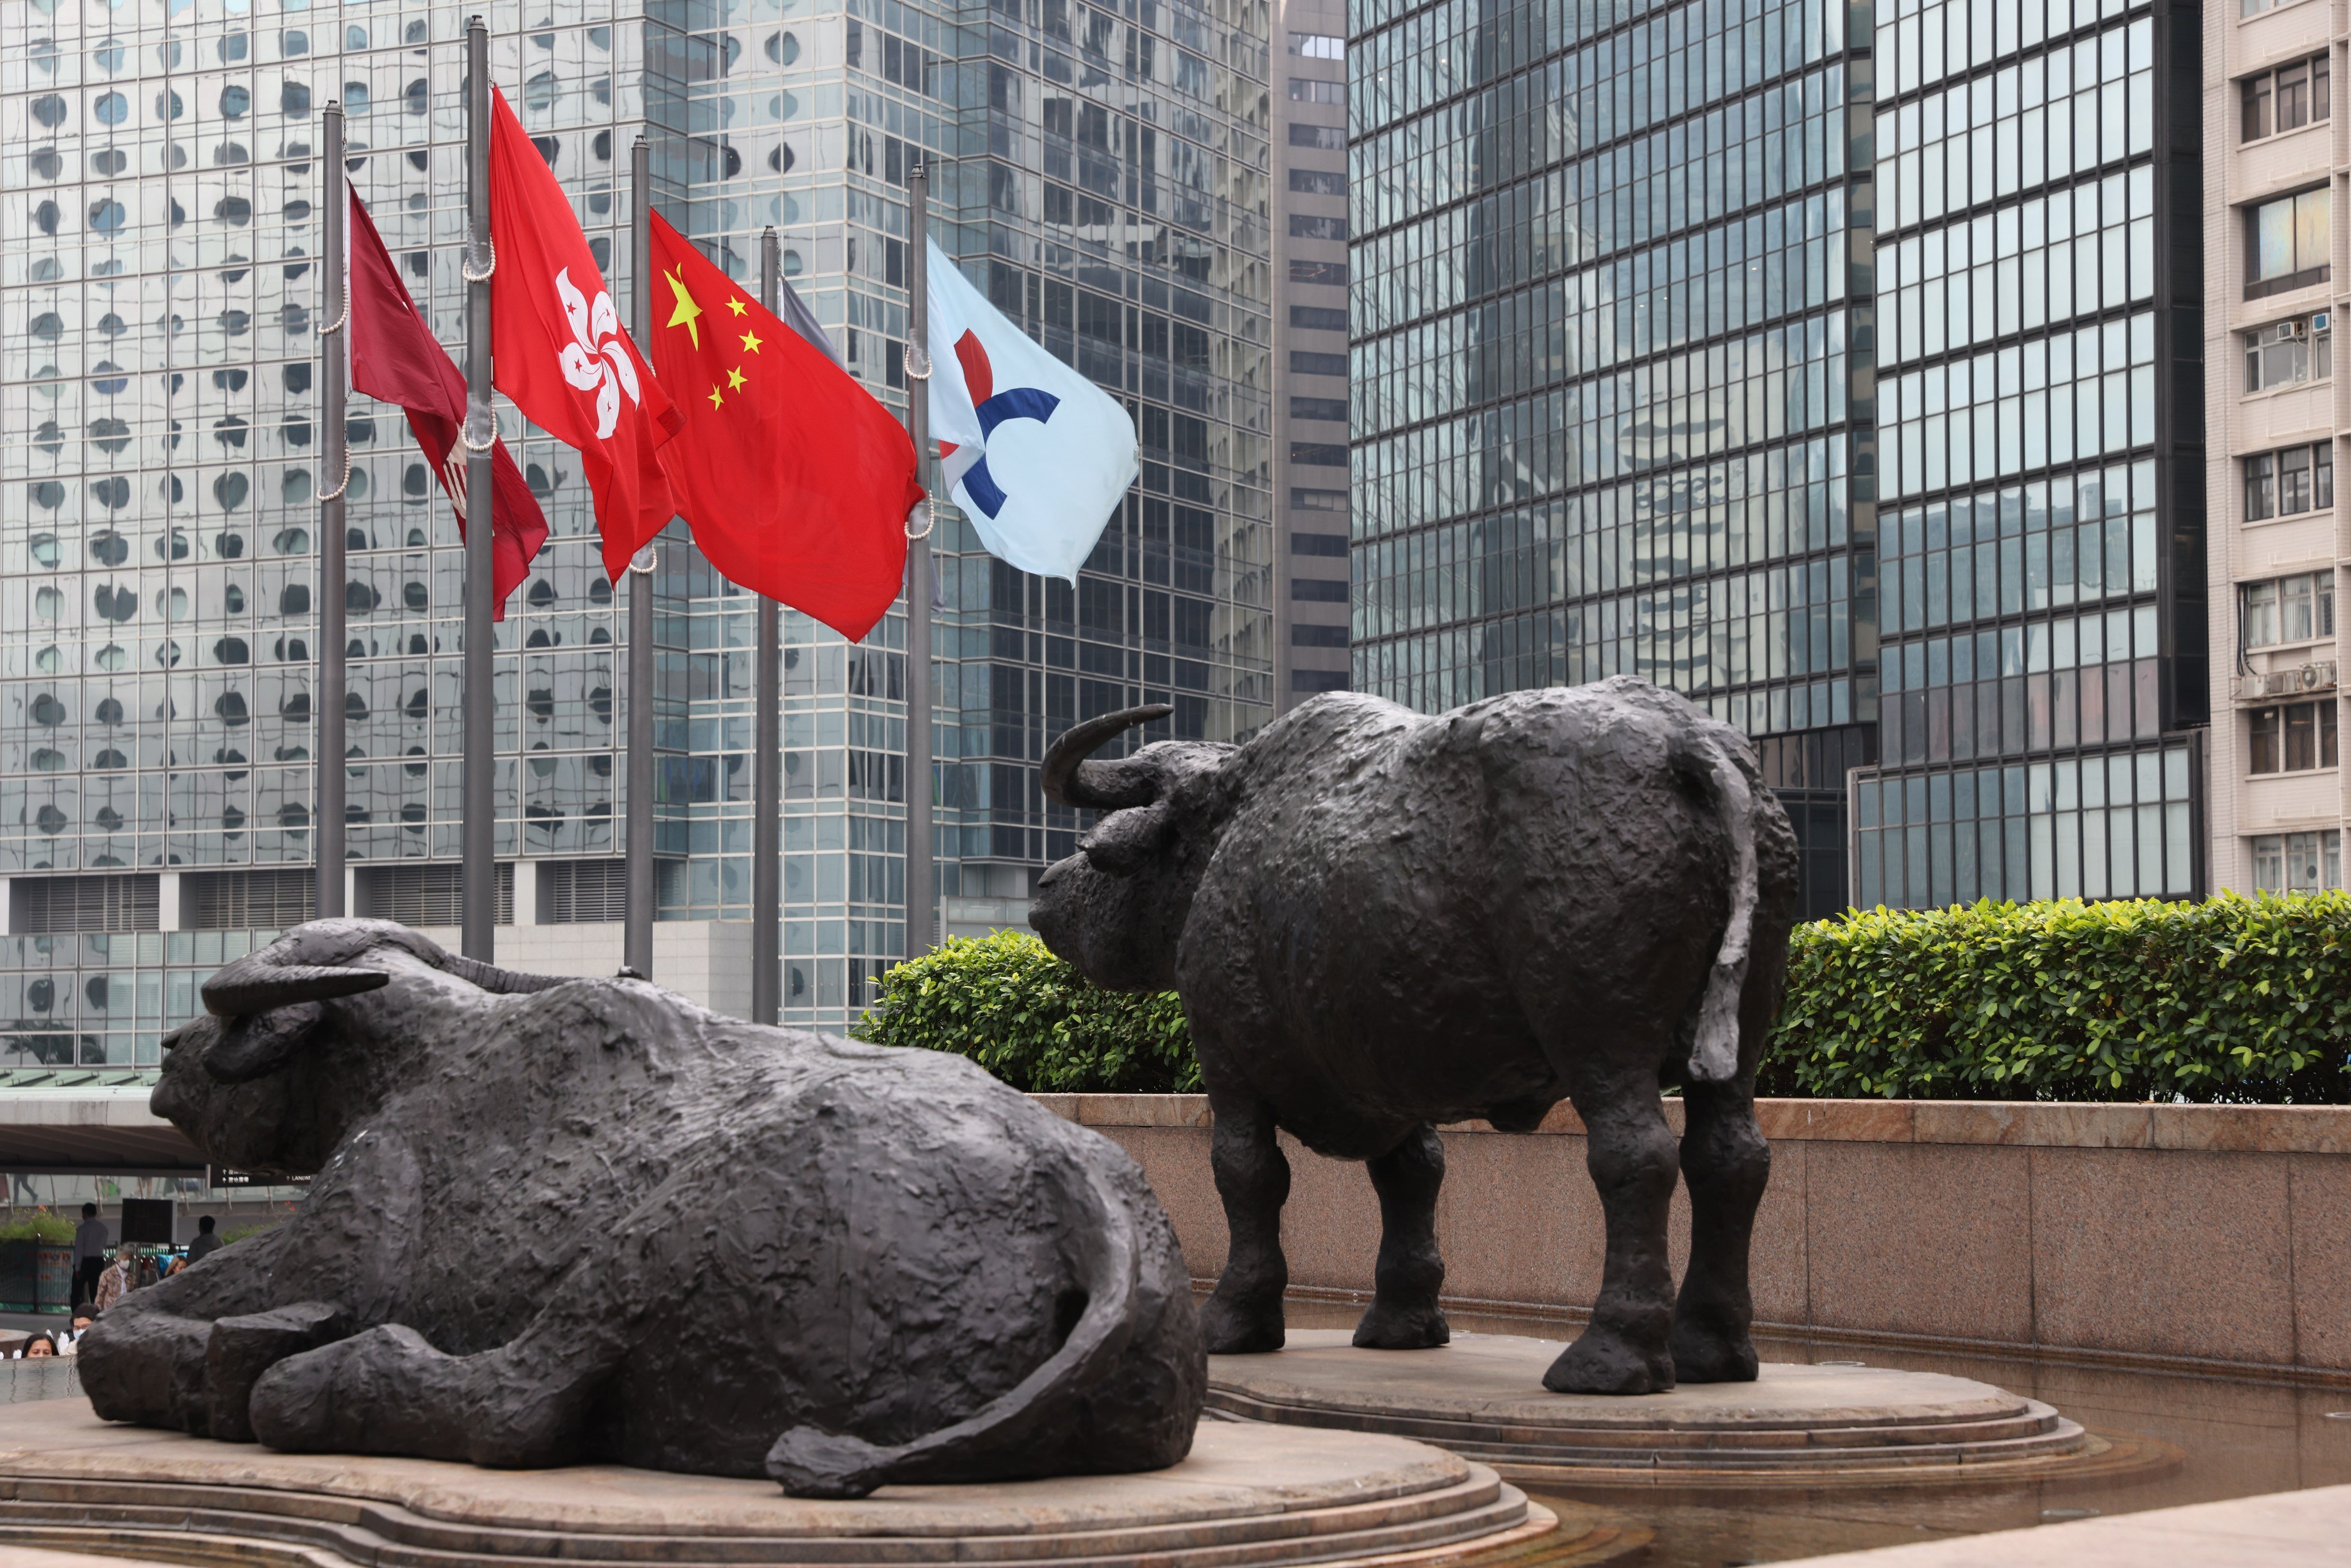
(1031, 677, 1800, 1396)
(82, 920, 1202, 1497)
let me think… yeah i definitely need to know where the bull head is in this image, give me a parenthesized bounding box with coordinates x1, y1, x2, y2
(156, 919, 568, 1177)
(1030, 706, 1233, 991)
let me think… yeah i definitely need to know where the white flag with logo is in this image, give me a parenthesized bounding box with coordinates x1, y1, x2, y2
(925, 241, 1139, 583)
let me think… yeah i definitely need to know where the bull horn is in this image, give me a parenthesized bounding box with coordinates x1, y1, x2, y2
(1041, 705, 1174, 811)
(436, 953, 568, 996)
(203, 956, 389, 1018)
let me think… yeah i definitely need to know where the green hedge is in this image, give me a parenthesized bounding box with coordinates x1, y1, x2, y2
(1761, 894, 2351, 1103)
(862, 898, 2351, 1103)
(854, 930, 1201, 1093)
(0, 1214, 74, 1244)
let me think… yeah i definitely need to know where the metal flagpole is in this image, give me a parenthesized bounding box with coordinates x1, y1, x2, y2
(751, 229, 783, 1024)
(623, 139, 657, 980)
(316, 101, 348, 919)
(903, 166, 935, 960)
(460, 16, 496, 960)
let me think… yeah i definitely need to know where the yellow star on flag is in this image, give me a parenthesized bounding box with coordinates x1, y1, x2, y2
(727, 297, 748, 316)
(707, 384, 725, 409)
(727, 366, 747, 391)
(664, 270, 704, 350)
(740, 328, 763, 354)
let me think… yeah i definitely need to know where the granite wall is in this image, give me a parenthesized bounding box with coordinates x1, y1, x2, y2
(1035, 1095, 2351, 1381)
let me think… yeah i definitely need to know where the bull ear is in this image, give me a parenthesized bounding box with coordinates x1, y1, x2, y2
(205, 1002, 326, 1084)
(1078, 800, 1174, 876)
(203, 956, 387, 1018)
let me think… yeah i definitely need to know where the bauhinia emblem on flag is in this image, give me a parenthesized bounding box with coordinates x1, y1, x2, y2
(486, 87, 680, 583)
(923, 240, 1138, 584)
(344, 188, 548, 618)
(646, 211, 922, 642)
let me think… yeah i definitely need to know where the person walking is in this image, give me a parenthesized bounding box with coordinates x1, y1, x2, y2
(71, 1204, 108, 1310)
(185, 1215, 222, 1264)
(92, 1251, 131, 1315)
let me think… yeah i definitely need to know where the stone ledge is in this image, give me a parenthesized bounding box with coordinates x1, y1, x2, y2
(1036, 1094, 2351, 1154)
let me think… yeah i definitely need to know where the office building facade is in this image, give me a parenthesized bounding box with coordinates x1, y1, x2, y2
(1347, 0, 1880, 915)
(0, 0, 1272, 1076)
(2202, 0, 2343, 895)
(1274, 1, 1351, 706)
(1848, 0, 2207, 909)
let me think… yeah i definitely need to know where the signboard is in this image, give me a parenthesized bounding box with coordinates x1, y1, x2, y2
(207, 1167, 309, 1189)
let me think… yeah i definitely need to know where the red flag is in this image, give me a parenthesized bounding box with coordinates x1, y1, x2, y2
(645, 211, 921, 642)
(344, 189, 547, 619)
(486, 88, 680, 583)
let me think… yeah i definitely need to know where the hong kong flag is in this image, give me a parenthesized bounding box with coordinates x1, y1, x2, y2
(344, 188, 547, 619)
(486, 88, 680, 583)
(646, 211, 922, 641)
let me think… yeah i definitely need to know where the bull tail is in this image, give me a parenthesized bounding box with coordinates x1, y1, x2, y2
(1685, 736, 1760, 1084)
(764, 1146, 1142, 1499)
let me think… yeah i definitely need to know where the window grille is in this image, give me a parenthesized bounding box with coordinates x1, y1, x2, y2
(8, 874, 159, 934)
(354, 863, 513, 926)
(185, 870, 316, 932)
(540, 860, 629, 925)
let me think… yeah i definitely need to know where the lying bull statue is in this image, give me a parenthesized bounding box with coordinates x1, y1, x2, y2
(82, 921, 1202, 1497)
(1031, 677, 1799, 1395)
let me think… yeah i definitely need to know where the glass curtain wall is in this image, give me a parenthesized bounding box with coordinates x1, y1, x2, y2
(1848, 0, 2206, 907)
(1347, 0, 1879, 917)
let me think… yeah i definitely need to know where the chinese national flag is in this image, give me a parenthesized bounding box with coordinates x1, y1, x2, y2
(486, 88, 680, 583)
(646, 210, 922, 642)
(345, 189, 547, 619)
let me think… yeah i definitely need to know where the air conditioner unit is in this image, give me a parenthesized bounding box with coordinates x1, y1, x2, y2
(2239, 660, 2340, 700)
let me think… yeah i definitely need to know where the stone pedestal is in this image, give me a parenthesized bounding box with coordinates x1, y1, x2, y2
(0, 1398, 1592, 1567)
(1210, 1331, 2115, 1489)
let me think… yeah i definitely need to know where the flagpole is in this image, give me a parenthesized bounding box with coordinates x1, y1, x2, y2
(316, 100, 347, 919)
(752, 228, 783, 1024)
(460, 15, 496, 961)
(623, 138, 656, 980)
(904, 165, 935, 961)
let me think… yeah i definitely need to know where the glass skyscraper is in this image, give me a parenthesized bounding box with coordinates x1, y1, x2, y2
(1344, 0, 2207, 914)
(1849, 0, 2205, 907)
(0, 0, 1271, 1080)
(1347, 0, 1880, 915)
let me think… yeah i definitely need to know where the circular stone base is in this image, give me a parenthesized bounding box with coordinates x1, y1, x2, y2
(1209, 1331, 2115, 1490)
(0, 1397, 1575, 1568)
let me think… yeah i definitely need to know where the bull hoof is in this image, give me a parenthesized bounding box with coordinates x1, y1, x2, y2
(1200, 1293, 1285, 1354)
(1352, 1300, 1449, 1350)
(1543, 1329, 1673, 1395)
(1670, 1323, 1759, 1384)
(767, 1428, 889, 1499)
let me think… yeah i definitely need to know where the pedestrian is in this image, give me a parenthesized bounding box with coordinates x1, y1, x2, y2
(185, 1214, 222, 1264)
(92, 1251, 131, 1315)
(71, 1204, 108, 1310)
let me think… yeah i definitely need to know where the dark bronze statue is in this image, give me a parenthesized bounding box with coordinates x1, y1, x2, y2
(82, 921, 1202, 1497)
(1031, 678, 1799, 1395)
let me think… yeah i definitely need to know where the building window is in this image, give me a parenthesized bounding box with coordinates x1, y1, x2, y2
(1287, 31, 1343, 57)
(1288, 168, 1345, 196)
(1292, 669, 1349, 692)
(1293, 623, 1349, 646)
(1291, 577, 1349, 601)
(2247, 188, 2330, 299)
(2252, 830, 2342, 892)
(2244, 54, 2329, 141)
(2244, 443, 2334, 521)
(1290, 350, 1346, 375)
(2249, 701, 2340, 773)
(1287, 78, 1343, 103)
(1289, 214, 1347, 240)
(1289, 441, 1348, 466)
(1290, 395, 1347, 421)
(1288, 124, 1344, 150)
(1289, 305, 1347, 331)
(2243, 572, 2336, 647)
(1291, 531, 1349, 556)
(1291, 486, 1347, 511)
(2246, 312, 2331, 392)
(1290, 259, 1346, 285)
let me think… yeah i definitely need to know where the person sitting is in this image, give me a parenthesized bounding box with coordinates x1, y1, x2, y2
(18, 1334, 57, 1359)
